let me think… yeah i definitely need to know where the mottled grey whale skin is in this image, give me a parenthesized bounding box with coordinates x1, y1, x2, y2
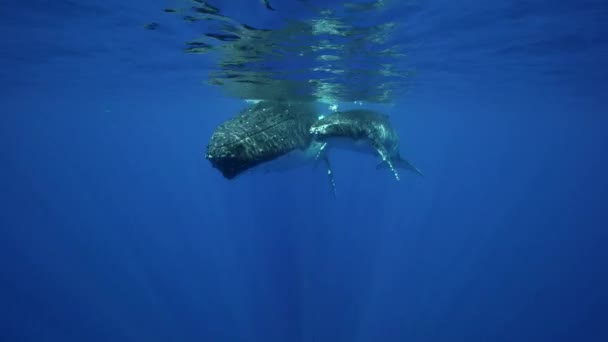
(206, 100, 318, 179)
(310, 109, 423, 181)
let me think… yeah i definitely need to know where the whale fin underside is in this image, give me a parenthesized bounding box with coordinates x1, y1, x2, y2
(377, 156, 423, 178)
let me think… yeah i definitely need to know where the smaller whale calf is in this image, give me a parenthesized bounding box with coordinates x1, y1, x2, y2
(310, 109, 423, 192)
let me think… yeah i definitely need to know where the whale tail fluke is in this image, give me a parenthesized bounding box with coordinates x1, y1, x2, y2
(377, 156, 423, 178)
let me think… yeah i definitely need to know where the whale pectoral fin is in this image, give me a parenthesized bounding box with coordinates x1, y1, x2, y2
(314, 142, 328, 161)
(311, 142, 325, 170)
(373, 144, 400, 181)
(377, 156, 424, 177)
(311, 142, 336, 196)
(321, 154, 337, 197)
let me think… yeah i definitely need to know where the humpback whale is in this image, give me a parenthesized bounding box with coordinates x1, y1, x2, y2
(206, 100, 317, 179)
(206, 103, 421, 195)
(310, 109, 423, 189)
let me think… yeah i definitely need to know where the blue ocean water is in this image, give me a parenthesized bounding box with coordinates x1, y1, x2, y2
(1, 0, 607, 341)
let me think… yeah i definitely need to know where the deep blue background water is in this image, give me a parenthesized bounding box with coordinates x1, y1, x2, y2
(1, 0, 607, 341)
